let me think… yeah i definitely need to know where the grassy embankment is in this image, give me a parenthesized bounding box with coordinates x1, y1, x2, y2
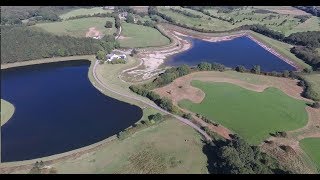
(119, 23, 170, 48)
(299, 138, 320, 171)
(1, 99, 15, 126)
(179, 80, 308, 145)
(33, 17, 116, 38)
(301, 73, 320, 101)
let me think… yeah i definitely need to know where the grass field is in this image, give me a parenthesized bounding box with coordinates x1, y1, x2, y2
(299, 138, 320, 170)
(119, 23, 170, 48)
(49, 119, 208, 174)
(33, 17, 116, 38)
(249, 31, 312, 69)
(59, 7, 114, 20)
(158, 6, 320, 36)
(302, 73, 320, 101)
(1, 99, 15, 126)
(178, 80, 308, 145)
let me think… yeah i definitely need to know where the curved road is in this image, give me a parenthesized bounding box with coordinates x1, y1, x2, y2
(92, 61, 212, 141)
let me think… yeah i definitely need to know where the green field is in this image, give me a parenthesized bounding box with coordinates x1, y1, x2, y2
(302, 73, 320, 101)
(300, 138, 320, 170)
(158, 6, 320, 36)
(1, 99, 15, 126)
(249, 31, 311, 69)
(59, 7, 113, 20)
(51, 119, 208, 174)
(178, 80, 308, 145)
(119, 23, 170, 48)
(33, 17, 116, 38)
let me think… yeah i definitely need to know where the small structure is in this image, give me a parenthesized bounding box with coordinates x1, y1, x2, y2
(103, 6, 115, 10)
(119, 12, 128, 20)
(106, 53, 127, 62)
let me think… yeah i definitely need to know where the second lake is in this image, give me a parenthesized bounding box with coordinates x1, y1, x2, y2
(165, 36, 297, 72)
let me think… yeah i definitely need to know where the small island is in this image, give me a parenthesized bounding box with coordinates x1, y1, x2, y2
(1, 99, 15, 126)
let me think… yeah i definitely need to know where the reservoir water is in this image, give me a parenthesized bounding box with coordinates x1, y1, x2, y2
(165, 36, 296, 72)
(1, 60, 142, 162)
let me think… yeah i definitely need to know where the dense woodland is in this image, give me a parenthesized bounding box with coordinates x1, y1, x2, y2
(1, 26, 119, 64)
(205, 135, 291, 174)
(294, 6, 320, 17)
(0, 6, 95, 25)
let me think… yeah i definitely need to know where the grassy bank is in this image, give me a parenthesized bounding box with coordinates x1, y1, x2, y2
(33, 17, 116, 38)
(301, 73, 320, 101)
(119, 23, 170, 48)
(1, 99, 15, 126)
(179, 80, 308, 145)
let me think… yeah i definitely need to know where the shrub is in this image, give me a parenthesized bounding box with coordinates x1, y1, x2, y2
(182, 113, 193, 120)
(105, 20, 113, 28)
(96, 50, 106, 60)
(148, 113, 163, 122)
(251, 65, 261, 74)
(235, 65, 246, 73)
(312, 102, 320, 109)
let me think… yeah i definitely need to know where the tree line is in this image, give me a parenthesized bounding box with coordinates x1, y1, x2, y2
(1, 6, 92, 25)
(204, 135, 291, 174)
(1, 26, 119, 64)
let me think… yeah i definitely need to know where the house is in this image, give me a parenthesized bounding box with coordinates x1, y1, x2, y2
(119, 12, 128, 20)
(103, 6, 115, 10)
(106, 53, 127, 62)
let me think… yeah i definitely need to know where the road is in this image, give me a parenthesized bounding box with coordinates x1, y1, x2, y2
(92, 61, 212, 141)
(115, 26, 122, 40)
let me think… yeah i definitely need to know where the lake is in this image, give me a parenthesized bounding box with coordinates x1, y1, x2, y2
(165, 36, 296, 72)
(1, 60, 143, 162)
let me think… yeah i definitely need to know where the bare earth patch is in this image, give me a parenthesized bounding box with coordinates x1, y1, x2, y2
(85, 27, 103, 38)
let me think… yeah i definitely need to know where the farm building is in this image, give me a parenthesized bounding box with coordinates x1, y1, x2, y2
(106, 53, 127, 62)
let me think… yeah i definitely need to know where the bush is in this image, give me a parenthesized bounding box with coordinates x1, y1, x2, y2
(105, 20, 113, 28)
(182, 113, 193, 120)
(251, 65, 261, 74)
(148, 113, 163, 122)
(96, 50, 106, 60)
(312, 102, 320, 109)
(197, 62, 212, 71)
(235, 65, 246, 73)
(211, 62, 226, 71)
(303, 68, 313, 74)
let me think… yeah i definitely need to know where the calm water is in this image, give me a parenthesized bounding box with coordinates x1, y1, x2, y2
(165, 36, 296, 72)
(1, 60, 142, 162)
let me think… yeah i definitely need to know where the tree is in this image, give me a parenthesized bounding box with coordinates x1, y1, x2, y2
(183, 113, 193, 120)
(251, 65, 261, 74)
(126, 13, 135, 23)
(136, 20, 142, 25)
(143, 20, 155, 27)
(211, 62, 226, 71)
(312, 102, 320, 109)
(197, 62, 212, 71)
(282, 70, 290, 78)
(105, 21, 113, 28)
(303, 68, 313, 74)
(176, 64, 191, 76)
(235, 65, 246, 73)
(131, 49, 138, 56)
(148, 113, 163, 121)
(96, 50, 105, 60)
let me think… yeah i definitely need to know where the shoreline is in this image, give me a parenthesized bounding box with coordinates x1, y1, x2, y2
(123, 25, 301, 82)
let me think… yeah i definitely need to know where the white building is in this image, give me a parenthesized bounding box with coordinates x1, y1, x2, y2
(106, 53, 127, 62)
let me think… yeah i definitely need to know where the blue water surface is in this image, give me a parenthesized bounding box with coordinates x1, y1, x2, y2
(1, 60, 142, 162)
(165, 36, 296, 72)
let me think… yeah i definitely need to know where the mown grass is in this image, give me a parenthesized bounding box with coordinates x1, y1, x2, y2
(299, 138, 320, 170)
(33, 17, 116, 38)
(59, 7, 114, 20)
(119, 23, 170, 48)
(179, 80, 308, 145)
(1, 99, 15, 126)
(53, 119, 208, 174)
